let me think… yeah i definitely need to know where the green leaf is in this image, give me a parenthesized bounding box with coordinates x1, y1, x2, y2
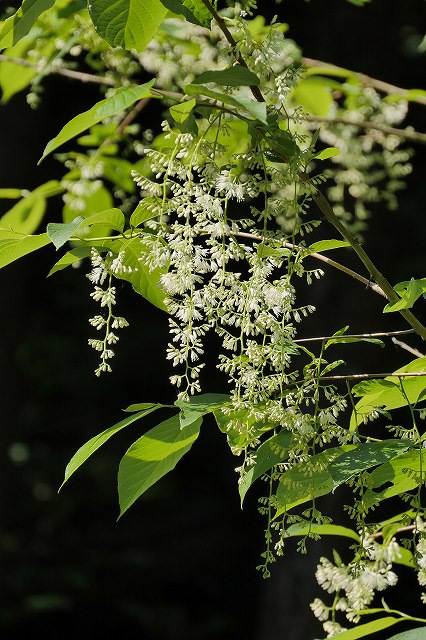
(292, 77, 333, 116)
(0, 0, 55, 50)
(47, 209, 125, 250)
(118, 413, 202, 516)
(314, 147, 341, 160)
(325, 326, 384, 349)
(387, 626, 426, 640)
(363, 449, 426, 513)
(88, 0, 167, 51)
(239, 430, 292, 505)
(159, 0, 211, 27)
(309, 239, 350, 252)
(47, 216, 85, 249)
(0, 181, 62, 234)
(193, 67, 260, 87)
(60, 405, 161, 489)
(39, 81, 155, 163)
(0, 231, 51, 268)
(105, 236, 169, 311)
(333, 617, 401, 639)
(169, 98, 197, 124)
(283, 523, 360, 542)
(350, 358, 426, 428)
(77, 208, 125, 234)
(275, 440, 411, 516)
(47, 246, 92, 276)
(384, 278, 426, 313)
(175, 393, 229, 428)
(130, 198, 162, 227)
(184, 83, 268, 123)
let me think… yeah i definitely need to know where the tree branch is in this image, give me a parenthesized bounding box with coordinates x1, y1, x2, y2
(392, 337, 425, 359)
(304, 114, 426, 145)
(294, 329, 415, 343)
(0, 54, 116, 86)
(232, 230, 386, 297)
(302, 56, 426, 107)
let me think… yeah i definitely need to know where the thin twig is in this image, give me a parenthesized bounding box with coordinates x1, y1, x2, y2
(302, 56, 426, 107)
(232, 230, 386, 297)
(309, 188, 426, 341)
(295, 330, 415, 343)
(372, 524, 416, 539)
(392, 337, 425, 359)
(303, 372, 426, 384)
(305, 114, 426, 145)
(0, 54, 116, 86)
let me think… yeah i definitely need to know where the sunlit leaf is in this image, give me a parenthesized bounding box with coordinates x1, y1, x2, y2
(60, 405, 162, 489)
(118, 413, 201, 516)
(0, 0, 55, 49)
(39, 81, 155, 162)
(88, 0, 167, 51)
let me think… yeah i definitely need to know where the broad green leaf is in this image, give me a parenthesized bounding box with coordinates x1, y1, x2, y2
(0, 231, 51, 268)
(0, 181, 62, 234)
(159, 0, 211, 27)
(314, 147, 341, 160)
(47, 216, 85, 249)
(309, 239, 350, 252)
(363, 449, 426, 511)
(333, 617, 401, 639)
(39, 81, 155, 163)
(387, 626, 426, 640)
(0, 0, 55, 49)
(60, 405, 161, 489)
(169, 98, 197, 124)
(239, 430, 292, 505)
(118, 413, 201, 516)
(292, 77, 333, 116)
(130, 197, 162, 227)
(350, 358, 426, 428)
(275, 440, 410, 516)
(106, 236, 169, 311)
(77, 208, 125, 234)
(0, 37, 38, 102)
(88, 0, 167, 51)
(47, 209, 125, 249)
(175, 393, 229, 428)
(384, 278, 426, 313)
(214, 403, 277, 450)
(193, 67, 260, 87)
(185, 83, 268, 123)
(284, 523, 360, 542)
(62, 184, 114, 239)
(47, 246, 92, 276)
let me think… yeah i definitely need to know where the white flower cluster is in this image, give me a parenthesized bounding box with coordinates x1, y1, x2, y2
(87, 249, 130, 376)
(312, 536, 401, 636)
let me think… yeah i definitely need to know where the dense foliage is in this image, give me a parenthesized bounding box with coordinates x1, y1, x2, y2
(1, 1, 426, 638)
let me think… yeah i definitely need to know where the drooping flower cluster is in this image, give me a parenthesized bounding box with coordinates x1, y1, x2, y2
(312, 536, 401, 637)
(87, 248, 131, 376)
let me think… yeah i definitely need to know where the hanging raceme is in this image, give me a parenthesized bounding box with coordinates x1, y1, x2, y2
(1, 1, 426, 638)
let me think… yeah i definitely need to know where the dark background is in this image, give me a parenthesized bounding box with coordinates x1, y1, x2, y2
(0, 1, 425, 638)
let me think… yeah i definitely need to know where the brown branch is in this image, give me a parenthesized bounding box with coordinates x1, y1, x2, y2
(232, 230, 386, 297)
(310, 188, 426, 342)
(302, 56, 426, 107)
(0, 54, 116, 86)
(305, 114, 426, 145)
(303, 371, 426, 384)
(295, 330, 415, 344)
